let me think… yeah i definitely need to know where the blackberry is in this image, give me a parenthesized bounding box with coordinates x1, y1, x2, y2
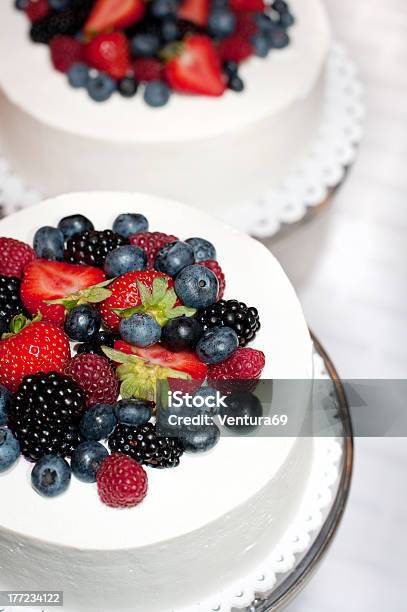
(109, 422, 184, 468)
(65, 230, 128, 268)
(30, 0, 94, 44)
(0, 275, 28, 335)
(8, 372, 86, 462)
(196, 299, 260, 347)
(76, 330, 119, 358)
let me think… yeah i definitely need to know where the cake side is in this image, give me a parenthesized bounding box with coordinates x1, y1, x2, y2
(0, 193, 314, 611)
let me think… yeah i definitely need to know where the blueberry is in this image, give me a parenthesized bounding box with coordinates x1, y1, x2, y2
(154, 241, 195, 276)
(115, 399, 153, 426)
(104, 245, 147, 277)
(0, 428, 20, 472)
(80, 404, 117, 441)
(87, 73, 116, 102)
(223, 60, 239, 77)
(192, 386, 220, 416)
(208, 8, 236, 38)
(58, 214, 94, 239)
(196, 325, 239, 364)
(211, 0, 228, 8)
(64, 304, 101, 342)
(220, 391, 263, 432)
(31, 455, 71, 497)
(161, 316, 203, 351)
(71, 441, 108, 483)
(251, 33, 270, 58)
(181, 424, 220, 453)
(118, 77, 139, 98)
(130, 33, 161, 57)
(15, 0, 28, 9)
(228, 74, 244, 92)
(161, 18, 180, 42)
(144, 80, 171, 107)
(119, 313, 161, 347)
(49, 0, 71, 10)
(273, 0, 288, 13)
(0, 385, 11, 427)
(112, 213, 149, 238)
(33, 226, 64, 261)
(185, 237, 216, 262)
(279, 11, 295, 27)
(151, 0, 178, 19)
(255, 13, 276, 33)
(268, 27, 290, 49)
(174, 265, 218, 308)
(68, 62, 89, 88)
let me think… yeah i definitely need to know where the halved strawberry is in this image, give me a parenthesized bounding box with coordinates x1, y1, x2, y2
(85, 0, 145, 35)
(20, 260, 106, 326)
(85, 32, 131, 80)
(178, 0, 209, 27)
(230, 0, 265, 12)
(164, 35, 226, 96)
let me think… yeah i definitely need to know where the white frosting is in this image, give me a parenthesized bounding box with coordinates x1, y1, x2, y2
(0, 0, 330, 211)
(0, 193, 313, 611)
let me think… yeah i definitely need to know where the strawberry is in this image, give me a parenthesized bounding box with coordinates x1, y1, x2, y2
(178, 0, 209, 27)
(25, 0, 50, 22)
(100, 270, 182, 331)
(230, 0, 265, 12)
(0, 237, 36, 279)
(164, 35, 226, 96)
(20, 260, 106, 326)
(0, 317, 71, 392)
(133, 58, 163, 83)
(50, 35, 84, 73)
(208, 347, 265, 392)
(129, 232, 178, 268)
(218, 35, 253, 63)
(105, 340, 207, 400)
(198, 260, 225, 299)
(85, 0, 145, 35)
(85, 32, 130, 80)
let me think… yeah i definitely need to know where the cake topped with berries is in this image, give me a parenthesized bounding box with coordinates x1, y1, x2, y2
(0, 192, 313, 611)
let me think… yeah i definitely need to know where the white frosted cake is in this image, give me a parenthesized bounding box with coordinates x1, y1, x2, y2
(0, 0, 330, 213)
(0, 192, 314, 611)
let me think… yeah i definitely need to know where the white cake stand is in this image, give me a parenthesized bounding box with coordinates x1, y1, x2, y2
(0, 43, 364, 240)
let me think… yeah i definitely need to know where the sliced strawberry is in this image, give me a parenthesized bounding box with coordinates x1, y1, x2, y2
(178, 0, 209, 27)
(230, 0, 265, 12)
(20, 260, 105, 326)
(218, 34, 253, 63)
(164, 35, 226, 96)
(85, 0, 145, 35)
(115, 340, 207, 385)
(133, 58, 163, 83)
(100, 270, 176, 331)
(85, 32, 130, 80)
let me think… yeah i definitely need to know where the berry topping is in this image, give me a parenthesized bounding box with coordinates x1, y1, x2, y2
(0, 237, 36, 279)
(57, 214, 94, 240)
(178, 0, 209, 27)
(104, 245, 147, 278)
(20, 259, 106, 326)
(65, 229, 128, 268)
(71, 441, 109, 483)
(129, 232, 178, 268)
(0, 385, 12, 427)
(197, 260, 225, 299)
(113, 213, 149, 239)
(50, 34, 84, 73)
(185, 237, 216, 262)
(119, 313, 162, 347)
(133, 58, 162, 82)
(144, 80, 172, 107)
(0, 275, 29, 335)
(26, 0, 50, 22)
(31, 455, 71, 497)
(0, 428, 20, 473)
(33, 226, 65, 261)
(64, 353, 119, 407)
(79, 403, 117, 441)
(30, 0, 94, 44)
(220, 391, 263, 431)
(75, 329, 119, 357)
(85, 32, 131, 80)
(196, 325, 239, 364)
(229, 0, 265, 11)
(8, 372, 86, 461)
(161, 315, 203, 352)
(0, 319, 71, 392)
(97, 452, 148, 508)
(85, 0, 145, 35)
(218, 34, 253, 62)
(196, 299, 260, 347)
(208, 346, 265, 390)
(154, 241, 195, 276)
(64, 304, 101, 342)
(174, 264, 218, 308)
(114, 398, 153, 427)
(109, 422, 184, 468)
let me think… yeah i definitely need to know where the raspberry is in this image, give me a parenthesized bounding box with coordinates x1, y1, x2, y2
(50, 35, 84, 73)
(97, 452, 148, 508)
(129, 232, 178, 269)
(26, 0, 50, 22)
(133, 58, 162, 82)
(208, 347, 265, 392)
(198, 260, 225, 299)
(0, 237, 36, 279)
(64, 354, 119, 407)
(218, 35, 253, 63)
(235, 12, 258, 39)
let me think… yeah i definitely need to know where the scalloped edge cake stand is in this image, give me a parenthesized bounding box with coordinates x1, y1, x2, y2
(0, 334, 353, 612)
(0, 42, 364, 241)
